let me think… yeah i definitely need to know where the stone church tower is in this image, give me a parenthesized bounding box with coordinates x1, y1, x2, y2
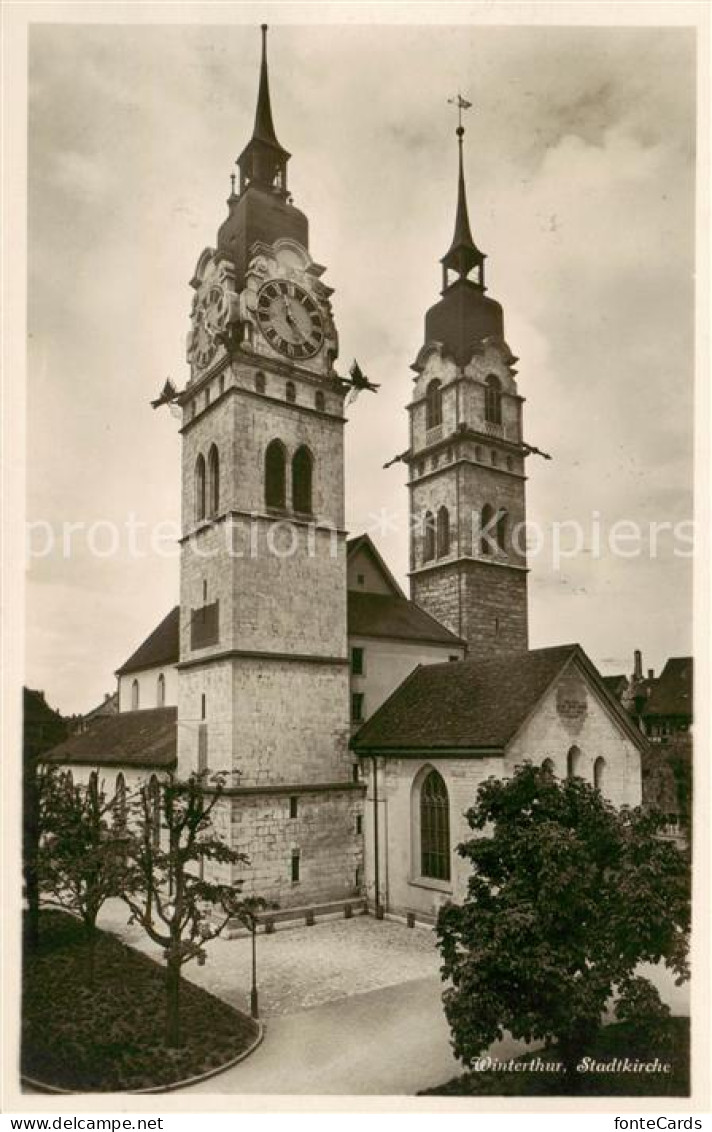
(175, 27, 362, 907)
(407, 116, 529, 659)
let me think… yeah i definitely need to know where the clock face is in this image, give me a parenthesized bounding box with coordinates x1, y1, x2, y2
(256, 279, 325, 360)
(191, 284, 227, 369)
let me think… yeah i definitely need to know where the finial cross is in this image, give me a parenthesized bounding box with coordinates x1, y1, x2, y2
(448, 92, 473, 132)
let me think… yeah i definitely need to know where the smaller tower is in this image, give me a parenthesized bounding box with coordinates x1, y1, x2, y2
(406, 102, 529, 658)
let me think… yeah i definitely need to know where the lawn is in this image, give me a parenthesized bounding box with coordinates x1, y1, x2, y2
(422, 1018, 690, 1096)
(22, 910, 259, 1092)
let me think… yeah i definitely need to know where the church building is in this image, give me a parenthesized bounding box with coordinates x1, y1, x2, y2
(45, 26, 647, 924)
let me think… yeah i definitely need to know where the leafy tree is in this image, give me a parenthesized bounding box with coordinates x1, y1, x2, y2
(38, 770, 127, 982)
(122, 771, 259, 1047)
(23, 689, 69, 950)
(436, 763, 690, 1085)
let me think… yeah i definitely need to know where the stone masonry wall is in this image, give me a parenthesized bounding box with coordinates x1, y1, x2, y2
(228, 787, 365, 908)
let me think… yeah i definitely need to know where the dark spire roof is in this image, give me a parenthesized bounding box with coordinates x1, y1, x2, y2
(251, 24, 287, 155)
(441, 124, 484, 281)
(236, 24, 290, 187)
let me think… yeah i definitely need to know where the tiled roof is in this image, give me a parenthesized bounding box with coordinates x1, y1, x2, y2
(43, 708, 177, 769)
(352, 645, 578, 753)
(352, 643, 649, 756)
(115, 587, 460, 678)
(348, 591, 463, 646)
(643, 657, 693, 719)
(116, 607, 179, 675)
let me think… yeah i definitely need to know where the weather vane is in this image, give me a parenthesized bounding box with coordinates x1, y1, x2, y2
(447, 92, 473, 132)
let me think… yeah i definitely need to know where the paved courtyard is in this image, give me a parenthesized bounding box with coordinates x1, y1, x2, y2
(96, 900, 690, 1095)
(98, 901, 441, 1017)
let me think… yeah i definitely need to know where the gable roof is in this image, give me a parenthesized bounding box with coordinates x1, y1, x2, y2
(643, 657, 693, 719)
(43, 707, 177, 769)
(346, 534, 406, 598)
(351, 643, 649, 755)
(348, 591, 463, 646)
(116, 607, 179, 675)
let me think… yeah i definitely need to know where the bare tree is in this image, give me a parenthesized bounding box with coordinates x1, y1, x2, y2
(122, 771, 258, 1047)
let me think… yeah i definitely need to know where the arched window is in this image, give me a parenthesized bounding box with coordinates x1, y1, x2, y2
(292, 446, 313, 514)
(131, 679, 140, 711)
(255, 371, 266, 394)
(420, 769, 450, 881)
(148, 775, 161, 848)
(437, 506, 450, 556)
(425, 379, 442, 429)
(542, 758, 555, 778)
(496, 508, 508, 553)
(593, 757, 606, 791)
(423, 511, 436, 562)
(195, 454, 206, 521)
(208, 444, 220, 516)
(480, 503, 495, 556)
(286, 380, 296, 404)
(157, 673, 166, 707)
(115, 772, 127, 830)
(485, 374, 502, 424)
(265, 440, 287, 509)
(315, 390, 325, 412)
(567, 745, 582, 779)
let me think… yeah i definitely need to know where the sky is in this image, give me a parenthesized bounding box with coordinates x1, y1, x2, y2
(24, 13, 697, 715)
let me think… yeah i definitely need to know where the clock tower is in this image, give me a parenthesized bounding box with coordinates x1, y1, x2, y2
(407, 114, 529, 658)
(176, 27, 362, 907)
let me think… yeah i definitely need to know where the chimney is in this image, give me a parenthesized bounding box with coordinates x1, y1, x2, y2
(634, 649, 643, 680)
(648, 668, 654, 681)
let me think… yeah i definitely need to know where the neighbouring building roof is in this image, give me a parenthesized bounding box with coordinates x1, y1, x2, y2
(602, 674, 628, 699)
(81, 691, 119, 723)
(348, 591, 463, 646)
(116, 607, 180, 676)
(351, 643, 648, 755)
(643, 657, 693, 720)
(43, 707, 177, 769)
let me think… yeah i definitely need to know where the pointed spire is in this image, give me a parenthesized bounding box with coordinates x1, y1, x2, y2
(441, 107, 485, 286)
(251, 24, 284, 151)
(236, 25, 290, 195)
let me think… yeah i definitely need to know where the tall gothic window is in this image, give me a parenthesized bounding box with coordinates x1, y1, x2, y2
(593, 756, 606, 791)
(567, 745, 582, 779)
(315, 390, 325, 412)
(425, 379, 442, 429)
(286, 380, 296, 404)
(292, 446, 313, 514)
(437, 506, 450, 556)
(480, 503, 495, 556)
(255, 371, 266, 394)
(265, 440, 287, 509)
(420, 770, 450, 881)
(423, 511, 436, 562)
(208, 444, 220, 516)
(484, 374, 502, 424)
(131, 679, 139, 711)
(195, 454, 206, 521)
(157, 673, 166, 707)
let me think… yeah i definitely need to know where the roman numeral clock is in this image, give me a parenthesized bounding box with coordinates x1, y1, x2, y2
(256, 278, 325, 361)
(241, 239, 338, 375)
